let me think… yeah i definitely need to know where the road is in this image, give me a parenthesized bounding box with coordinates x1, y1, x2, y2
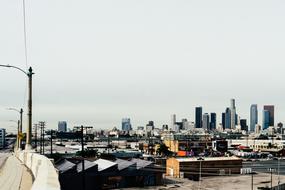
(243, 159, 285, 175)
(0, 153, 33, 190)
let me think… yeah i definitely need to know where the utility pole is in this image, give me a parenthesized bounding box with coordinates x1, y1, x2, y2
(17, 120, 20, 149)
(74, 125, 92, 190)
(34, 124, 38, 152)
(39, 121, 45, 155)
(270, 168, 273, 189)
(50, 130, 53, 156)
(251, 171, 253, 190)
(81, 125, 85, 190)
(199, 160, 202, 190)
(19, 108, 23, 149)
(26, 67, 33, 149)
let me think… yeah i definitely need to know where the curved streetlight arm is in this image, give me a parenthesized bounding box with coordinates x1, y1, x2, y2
(0, 64, 34, 149)
(7, 108, 21, 113)
(0, 64, 28, 75)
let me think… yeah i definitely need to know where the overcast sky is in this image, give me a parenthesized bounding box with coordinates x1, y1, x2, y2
(0, 0, 285, 132)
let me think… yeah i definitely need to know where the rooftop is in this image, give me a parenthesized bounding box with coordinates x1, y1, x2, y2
(175, 156, 242, 162)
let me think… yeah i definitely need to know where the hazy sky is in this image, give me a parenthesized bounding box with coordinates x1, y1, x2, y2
(0, 0, 285, 132)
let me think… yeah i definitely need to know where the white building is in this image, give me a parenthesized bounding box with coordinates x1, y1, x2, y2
(230, 99, 236, 129)
(170, 114, 176, 130)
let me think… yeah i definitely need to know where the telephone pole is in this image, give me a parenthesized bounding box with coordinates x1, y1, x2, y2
(74, 125, 93, 190)
(39, 121, 45, 154)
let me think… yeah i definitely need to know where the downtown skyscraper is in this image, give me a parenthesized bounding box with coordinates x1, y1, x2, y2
(225, 107, 231, 129)
(230, 99, 236, 129)
(250, 104, 258, 132)
(122, 118, 132, 131)
(210, 113, 216, 130)
(202, 113, 210, 130)
(195, 107, 202, 128)
(264, 105, 274, 126)
(263, 110, 270, 130)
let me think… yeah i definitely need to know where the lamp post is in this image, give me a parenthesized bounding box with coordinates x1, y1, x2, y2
(7, 108, 23, 149)
(0, 65, 34, 150)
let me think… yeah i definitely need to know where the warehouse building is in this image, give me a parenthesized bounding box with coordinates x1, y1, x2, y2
(166, 157, 242, 181)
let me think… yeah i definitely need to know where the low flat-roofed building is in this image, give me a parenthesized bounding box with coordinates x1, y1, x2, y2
(166, 157, 242, 180)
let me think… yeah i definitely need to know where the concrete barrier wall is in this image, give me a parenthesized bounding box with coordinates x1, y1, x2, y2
(17, 151, 61, 190)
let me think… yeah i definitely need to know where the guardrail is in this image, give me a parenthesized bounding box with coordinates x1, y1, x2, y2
(17, 151, 61, 190)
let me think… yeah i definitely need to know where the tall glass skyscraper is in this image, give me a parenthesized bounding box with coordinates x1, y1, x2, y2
(195, 107, 202, 128)
(122, 118, 132, 131)
(264, 105, 274, 126)
(263, 110, 270, 130)
(225, 108, 231, 129)
(202, 113, 210, 130)
(250, 104, 258, 132)
(210, 113, 216, 130)
(230, 99, 236, 129)
(222, 112, 226, 130)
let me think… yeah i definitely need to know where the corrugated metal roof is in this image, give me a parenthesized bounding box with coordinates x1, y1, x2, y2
(115, 159, 136, 171)
(130, 158, 153, 169)
(77, 160, 97, 172)
(93, 159, 117, 172)
(56, 159, 76, 173)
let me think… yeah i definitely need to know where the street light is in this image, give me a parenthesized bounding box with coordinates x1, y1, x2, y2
(7, 108, 23, 149)
(0, 65, 34, 150)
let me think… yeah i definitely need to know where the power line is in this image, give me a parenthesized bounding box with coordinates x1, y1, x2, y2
(22, 0, 29, 69)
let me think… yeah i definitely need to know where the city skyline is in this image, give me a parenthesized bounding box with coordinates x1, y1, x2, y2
(0, 1, 285, 130)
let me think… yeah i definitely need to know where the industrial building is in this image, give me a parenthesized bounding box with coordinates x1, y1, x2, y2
(166, 157, 242, 181)
(56, 158, 163, 190)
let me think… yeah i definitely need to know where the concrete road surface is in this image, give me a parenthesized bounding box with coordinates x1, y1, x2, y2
(0, 154, 32, 190)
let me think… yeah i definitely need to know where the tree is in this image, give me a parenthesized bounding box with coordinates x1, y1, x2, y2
(157, 143, 173, 157)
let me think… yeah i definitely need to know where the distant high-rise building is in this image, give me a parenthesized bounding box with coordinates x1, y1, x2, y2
(171, 114, 176, 130)
(58, 121, 67, 132)
(262, 110, 270, 130)
(255, 124, 262, 134)
(0, 128, 6, 149)
(222, 112, 225, 130)
(225, 108, 231, 129)
(250, 104, 258, 132)
(181, 118, 189, 130)
(146, 121, 154, 131)
(195, 107, 202, 128)
(240, 119, 247, 131)
(202, 113, 210, 130)
(230, 99, 236, 129)
(264, 105, 274, 126)
(210, 113, 216, 130)
(162, 124, 168, 131)
(122, 118, 132, 131)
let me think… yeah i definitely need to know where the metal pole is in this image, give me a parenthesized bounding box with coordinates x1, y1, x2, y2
(278, 158, 280, 190)
(251, 171, 253, 190)
(17, 120, 20, 149)
(271, 168, 273, 189)
(19, 108, 23, 149)
(43, 124, 45, 155)
(81, 125, 85, 190)
(34, 124, 37, 152)
(40, 124, 42, 154)
(50, 130, 53, 156)
(199, 160, 202, 190)
(25, 67, 33, 149)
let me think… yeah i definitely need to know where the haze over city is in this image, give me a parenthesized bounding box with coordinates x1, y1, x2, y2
(1, 0, 285, 130)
